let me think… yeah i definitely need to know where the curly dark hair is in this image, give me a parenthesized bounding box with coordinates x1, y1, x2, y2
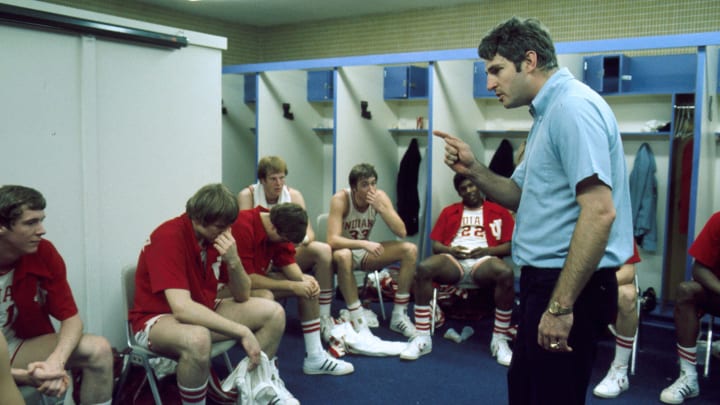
(478, 16, 558, 73)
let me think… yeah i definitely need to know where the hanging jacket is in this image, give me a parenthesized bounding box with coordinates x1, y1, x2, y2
(629, 142, 658, 251)
(397, 138, 422, 236)
(489, 138, 515, 178)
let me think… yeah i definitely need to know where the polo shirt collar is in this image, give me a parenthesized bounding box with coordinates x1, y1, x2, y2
(529, 67, 572, 118)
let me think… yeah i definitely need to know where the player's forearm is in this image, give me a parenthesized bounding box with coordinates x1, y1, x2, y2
(693, 263, 720, 296)
(327, 234, 367, 251)
(487, 242, 511, 257)
(469, 167, 521, 211)
(382, 213, 407, 238)
(49, 315, 83, 366)
(226, 258, 251, 302)
(431, 241, 452, 255)
(249, 274, 296, 293)
(172, 300, 249, 340)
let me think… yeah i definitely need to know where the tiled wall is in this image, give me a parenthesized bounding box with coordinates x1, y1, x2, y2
(38, 0, 720, 65)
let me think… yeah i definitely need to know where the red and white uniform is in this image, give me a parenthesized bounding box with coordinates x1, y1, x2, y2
(688, 211, 720, 276)
(430, 201, 514, 248)
(231, 206, 296, 275)
(341, 188, 376, 241)
(129, 214, 228, 333)
(0, 240, 78, 339)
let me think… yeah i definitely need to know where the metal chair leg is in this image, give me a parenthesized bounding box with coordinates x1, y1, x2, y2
(374, 270, 386, 320)
(705, 315, 714, 378)
(431, 287, 437, 335)
(631, 273, 640, 376)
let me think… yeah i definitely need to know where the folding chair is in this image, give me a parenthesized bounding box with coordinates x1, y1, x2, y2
(431, 282, 479, 334)
(116, 265, 235, 405)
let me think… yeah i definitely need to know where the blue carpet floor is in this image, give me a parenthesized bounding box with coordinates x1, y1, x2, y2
(213, 298, 720, 404)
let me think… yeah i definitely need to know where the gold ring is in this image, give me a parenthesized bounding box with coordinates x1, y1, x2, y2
(550, 342, 560, 349)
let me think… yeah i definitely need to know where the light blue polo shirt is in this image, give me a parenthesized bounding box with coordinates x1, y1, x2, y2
(510, 68, 633, 269)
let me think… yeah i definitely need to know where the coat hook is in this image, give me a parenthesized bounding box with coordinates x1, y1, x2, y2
(361, 100, 371, 120)
(283, 103, 294, 120)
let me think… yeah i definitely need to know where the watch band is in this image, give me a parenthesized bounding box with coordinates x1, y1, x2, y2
(547, 300, 573, 316)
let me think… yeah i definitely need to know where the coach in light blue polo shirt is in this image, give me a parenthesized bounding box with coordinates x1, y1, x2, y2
(510, 66, 633, 269)
(433, 17, 633, 405)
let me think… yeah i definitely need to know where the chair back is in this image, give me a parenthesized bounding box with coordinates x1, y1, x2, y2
(316, 213, 329, 243)
(121, 265, 139, 347)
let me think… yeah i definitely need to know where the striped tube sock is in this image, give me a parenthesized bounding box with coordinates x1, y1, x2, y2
(319, 289, 333, 317)
(178, 380, 208, 405)
(414, 305, 431, 333)
(302, 318, 324, 357)
(393, 293, 411, 315)
(612, 333, 634, 367)
(677, 343, 698, 376)
(492, 308, 513, 337)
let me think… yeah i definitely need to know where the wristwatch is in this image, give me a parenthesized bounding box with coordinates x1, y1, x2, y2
(547, 300, 573, 316)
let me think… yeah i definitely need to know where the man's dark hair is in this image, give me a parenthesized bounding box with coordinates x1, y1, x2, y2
(186, 183, 239, 227)
(348, 163, 378, 188)
(478, 16, 558, 73)
(452, 173, 479, 191)
(269, 203, 307, 244)
(0, 185, 46, 228)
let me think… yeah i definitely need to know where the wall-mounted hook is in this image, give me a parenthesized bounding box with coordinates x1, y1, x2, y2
(283, 103, 294, 120)
(361, 100, 371, 120)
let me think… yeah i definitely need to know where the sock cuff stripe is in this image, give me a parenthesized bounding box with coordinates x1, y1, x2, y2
(678, 350, 697, 364)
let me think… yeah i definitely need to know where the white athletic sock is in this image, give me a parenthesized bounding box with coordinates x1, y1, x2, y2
(612, 333, 634, 368)
(302, 319, 325, 357)
(414, 305, 431, 333)
(393, 293, 410, 315)
(492, 308, 513, 337)
(319, 289, 333, 317)
(677, 343, 698, 376)
(178, 379, 208, 405)
(347, 300, 363, 320)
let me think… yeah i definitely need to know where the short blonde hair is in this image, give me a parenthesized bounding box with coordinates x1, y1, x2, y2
(257, 156, 288, 180)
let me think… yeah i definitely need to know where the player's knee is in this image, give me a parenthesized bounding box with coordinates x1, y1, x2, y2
(415, 260, 434, 281)
(617, 284, 637, 314)
(490, 259, 514, 284)
(675, 280, 702, 304)
(181, 326, 213, 360)
(81, 335, 113, 371)
(313, 241, 332, 260)
(401, 242, 417, 261)
(333, 249, 352, 272)
(268, 301, 287, 333)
